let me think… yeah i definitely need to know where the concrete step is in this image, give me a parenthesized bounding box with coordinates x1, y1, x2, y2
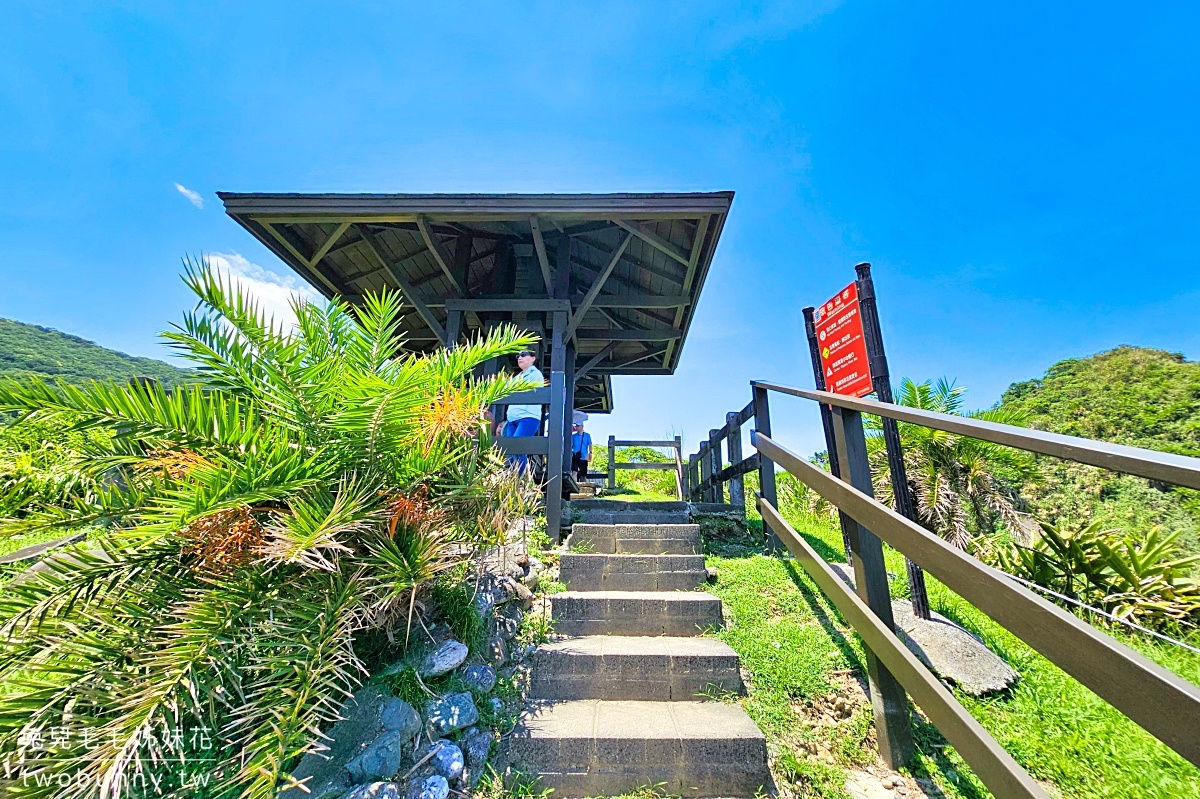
(507, 699, 770, 798)
(552, 591, 723, 637)
(560, 553, 707, 592)
(567, 523, 701, 555)
(530, 635, 745, 701)
(570, 499, 691, 526)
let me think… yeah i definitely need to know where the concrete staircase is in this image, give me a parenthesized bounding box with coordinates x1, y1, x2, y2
(509, 506, 770, 797)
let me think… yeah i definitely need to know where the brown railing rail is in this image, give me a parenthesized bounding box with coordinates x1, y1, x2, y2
(606, 436, 686, 500)
(694, 379, 1200, 797)
(687, 400, 757, 504)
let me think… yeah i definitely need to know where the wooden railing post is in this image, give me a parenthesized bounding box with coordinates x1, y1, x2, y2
(687, 452, 699, 501)
(708, 428, 725, 503)
(673, 435, 685, 500)
(751, 383, 781, 551)
(830, 404, 914, 768)
(726, 412, 745, 510)
(699, 440, 713, 502)
(607, 435, 617, 490)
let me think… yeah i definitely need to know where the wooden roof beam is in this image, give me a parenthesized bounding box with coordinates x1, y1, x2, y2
(357, 224, 446, 343)
(614, 220, 690, 267)
(259, 222, 342, 295)
(563, 232, 631, 343)
(577, 233, 684, 286)
(663, 214, 711, 365)
(529, 216, 555, 294)
(609, 346, 668, 369)
(574, 328, 681, 341)
(416, 215, 466, 296)
(573, 342, 617, 385)
(584, 293, 688, 309)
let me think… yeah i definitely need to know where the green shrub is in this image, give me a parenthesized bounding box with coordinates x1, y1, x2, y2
(0, 258, 538, 798)
(999, 518, 1200, 631)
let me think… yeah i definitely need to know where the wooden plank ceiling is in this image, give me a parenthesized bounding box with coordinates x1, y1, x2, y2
(219, 192, 734, 413)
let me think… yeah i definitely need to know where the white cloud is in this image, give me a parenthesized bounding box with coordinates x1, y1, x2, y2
(174, 182, 205, 209)
(206, 252, 322, 331)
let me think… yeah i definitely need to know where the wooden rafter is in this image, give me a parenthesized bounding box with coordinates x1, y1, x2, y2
(573, 342, 617, 385)
(416, 215, 466, 296)
(578, 233, 684, 286)
(563, 232, 631, 343)
(259, 222, 342, 294)
(308, 221, 352, 269)
(529, 216, 555, 294)
(357, 224, 446, 342)
(663, 214, 710, 364)
(614, 220, 690, 266)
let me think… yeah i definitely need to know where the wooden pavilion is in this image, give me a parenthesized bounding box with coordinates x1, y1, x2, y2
(219, 191, 734, 532)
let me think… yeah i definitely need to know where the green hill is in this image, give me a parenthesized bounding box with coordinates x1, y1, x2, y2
(0, 317, 192, 388)
(999, 346, 1200, 553)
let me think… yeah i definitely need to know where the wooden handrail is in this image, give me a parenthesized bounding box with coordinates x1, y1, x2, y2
(753, 381, 1200, 491)
(759, 499, 1049, 798)
(754, 429, 1200, 767)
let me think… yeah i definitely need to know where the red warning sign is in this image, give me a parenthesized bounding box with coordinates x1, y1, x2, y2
(813, 282, 874, 397)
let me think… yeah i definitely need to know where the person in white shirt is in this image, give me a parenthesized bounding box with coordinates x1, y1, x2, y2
(500, 349, 544, 473)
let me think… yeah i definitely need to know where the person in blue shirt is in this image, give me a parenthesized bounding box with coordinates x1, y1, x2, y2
(571, 412, 592, 482)
(501, 349, 544, 474)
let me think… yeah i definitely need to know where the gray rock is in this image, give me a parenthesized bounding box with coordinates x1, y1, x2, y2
(484, 635, 509, 667)
(411, 738, 464, 781)
(511, 580, 534, 610)
(460, 726, 493, 787)
(403, 775, 449, 799)
(488, 697, 504, 716)
(419, 640, 468, 678)
(346, 730, 404, 782)
(282, 686, 392, 799)
(474, 589, 497, 618)
(425, 692, 479, 736)
(379, 698, 421, 739)
(461, 663, 497, 693)
(894, 604, 1018, 696)
(295, 770, 351, 799)
(830, 563, 1018, 696)
(494, 602, 523, 641)
(342, 783, 401, 799)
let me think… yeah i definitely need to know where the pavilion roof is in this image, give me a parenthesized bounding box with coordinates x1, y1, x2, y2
(219, 191, 734, 412)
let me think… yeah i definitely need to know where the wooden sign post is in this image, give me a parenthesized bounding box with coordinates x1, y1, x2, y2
(804, 265, 931, 621)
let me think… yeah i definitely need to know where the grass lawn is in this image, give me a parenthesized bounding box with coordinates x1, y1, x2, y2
(703, 510, 1200, 799)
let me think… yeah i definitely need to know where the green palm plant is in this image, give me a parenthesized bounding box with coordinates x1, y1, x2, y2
(0, 257, 537, 798)
(998, 518, 1200, 630)
(867, 378, 1038, 550)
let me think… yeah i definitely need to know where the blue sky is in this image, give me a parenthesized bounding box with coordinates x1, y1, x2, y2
(2, 1, 1198, 458)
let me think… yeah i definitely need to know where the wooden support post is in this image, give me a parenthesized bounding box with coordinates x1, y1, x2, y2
(687, 453, 698, 500)
(607, 435, 617, 490)
(752, 383, 781, 552)
(444, 309, 463, 349)
(673, 435, 685, 500)
(699, 440, 713, 503)
(856, 262, 931, 620)
(830, 404, 914, 769)
(545, 310, 568, 540)
(726, 413, 745, 510)
(708, 428, 725, 504)
(563, 340, 576, 472)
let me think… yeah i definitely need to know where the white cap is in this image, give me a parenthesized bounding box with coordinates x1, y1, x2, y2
(572, 410, 588, 424)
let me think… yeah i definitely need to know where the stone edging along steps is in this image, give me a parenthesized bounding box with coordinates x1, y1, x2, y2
(506, 504, 771, 797)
